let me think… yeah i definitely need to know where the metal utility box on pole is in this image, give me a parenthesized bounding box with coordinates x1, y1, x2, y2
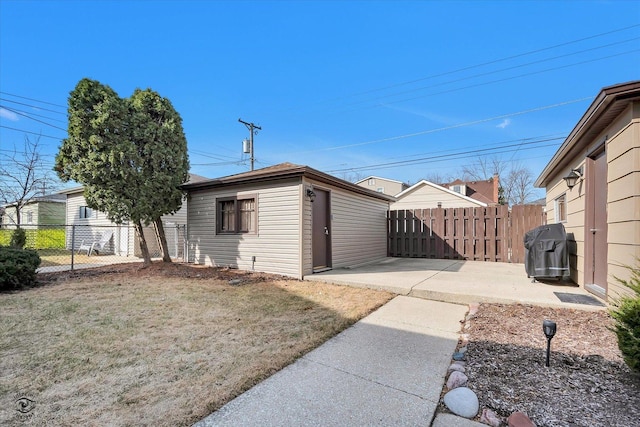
(238, 118, 261, 171)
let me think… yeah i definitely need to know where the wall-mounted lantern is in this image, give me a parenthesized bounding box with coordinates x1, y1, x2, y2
(563, 167, 583, 190)
(306, 188, 316, 202)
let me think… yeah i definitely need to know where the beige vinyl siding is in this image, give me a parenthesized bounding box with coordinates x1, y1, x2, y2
(392, 183, 485, 210)
(24, 204, 38, 225)
(545, 104, 640, 298)
(331, 189, 389, 269)
(605, 112, 640, 298)
(545, 173, 586, 285)
(1, 206, 19, 226)
(187, 179, 302, 278)
(357, 177, 406, 196)
(301, 184, 313, 276)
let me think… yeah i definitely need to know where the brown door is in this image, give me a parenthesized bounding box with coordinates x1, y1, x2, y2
(584, 149, 608, 297)
(312, 189, 331, 271)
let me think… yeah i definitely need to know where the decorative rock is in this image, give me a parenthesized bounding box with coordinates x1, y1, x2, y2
(508, 411, 535, 427)
(228, 279, 242, 285)
(459, 333, 470, 345)
(448, 362, 466, 373)
(453, 352, 466, 361)
(443, 387, 479, 419)
(480, 408, 501, 427)
(446, 371, 468, 390)
(468, 302, 480, 316)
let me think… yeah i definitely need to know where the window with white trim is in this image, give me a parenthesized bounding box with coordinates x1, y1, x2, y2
(79, 206, 93, 219)
(217, 196, 257, 234)
(555, 193, 567, 223)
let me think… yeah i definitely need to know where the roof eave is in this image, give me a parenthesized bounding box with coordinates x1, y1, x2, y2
(534, 80, 640, 188)
(181, 165, 394, 202)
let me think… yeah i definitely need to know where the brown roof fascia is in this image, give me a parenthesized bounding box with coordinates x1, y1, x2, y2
(534, 80, 640, 188)
(181, 163, 394, 202)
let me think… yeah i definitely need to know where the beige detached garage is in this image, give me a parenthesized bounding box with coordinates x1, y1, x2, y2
(535, 81, 640, 301)
(182, 163, 392, 279)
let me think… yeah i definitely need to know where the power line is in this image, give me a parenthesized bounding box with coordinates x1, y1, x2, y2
(350, 24, 640, 97)
(326, 140, 561, 174)
(189, 149, 240, 161)
(279, 24, 640, 112)
(290, 96, 592, 154)
(0, 91, 67, 108)
(190, 160, 247, 167)
(337, 49, 639, 114)
(0, 125, 65, 140)
(375, 133, 567, 163)
(0, 105, 67, 123)
(0, 98, 67, 115)
(0, 105, 68, 132)
(342, 38, 640, 108)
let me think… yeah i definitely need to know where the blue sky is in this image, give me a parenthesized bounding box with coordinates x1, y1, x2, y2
(1, 1, 639, 200)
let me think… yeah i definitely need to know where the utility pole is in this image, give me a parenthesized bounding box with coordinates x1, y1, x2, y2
(238, 118, 261, 171)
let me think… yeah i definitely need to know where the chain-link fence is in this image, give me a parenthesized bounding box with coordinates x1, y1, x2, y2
(1, 223, 187, 273)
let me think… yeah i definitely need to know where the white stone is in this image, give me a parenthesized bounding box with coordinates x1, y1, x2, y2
(443, 387, 479, 419)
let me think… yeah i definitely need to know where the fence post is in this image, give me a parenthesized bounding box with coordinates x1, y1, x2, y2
(70, 224, 75, 271)
(183, 224, 188, 263)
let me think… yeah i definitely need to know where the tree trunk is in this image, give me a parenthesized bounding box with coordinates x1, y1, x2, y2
(134, 220, 152, 266)
(153, 218, 172, 262)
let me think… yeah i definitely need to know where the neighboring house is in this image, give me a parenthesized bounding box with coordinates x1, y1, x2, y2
(355, 176, 409, 196)
(534, 80, 640, 301)
(391, 180, 488, 210)
(59, 186, 135, 256)
(439, 175, 500, 205)
(58, 173, 207, 256)
(182, 163, 393, 279)
(1, 194, 66, 228)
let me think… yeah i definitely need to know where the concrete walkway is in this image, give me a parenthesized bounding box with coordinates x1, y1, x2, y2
(195, 297, 469, 426)
(194, 258, 605, 426)
(309, 258, 605, 310)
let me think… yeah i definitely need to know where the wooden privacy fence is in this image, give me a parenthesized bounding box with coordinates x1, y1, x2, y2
(388, 205, 545, 263)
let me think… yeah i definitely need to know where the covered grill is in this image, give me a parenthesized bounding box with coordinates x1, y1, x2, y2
(523, 223, 570, 279)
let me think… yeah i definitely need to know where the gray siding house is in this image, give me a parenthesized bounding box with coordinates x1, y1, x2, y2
(182, 163, 393, 279)
(58, 174, 206, 257)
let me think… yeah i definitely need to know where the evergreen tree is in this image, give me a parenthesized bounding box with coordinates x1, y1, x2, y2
(55, 78, 189, 265)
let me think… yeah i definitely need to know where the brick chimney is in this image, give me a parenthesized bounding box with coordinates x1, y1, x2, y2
(493, 174, 500, 203)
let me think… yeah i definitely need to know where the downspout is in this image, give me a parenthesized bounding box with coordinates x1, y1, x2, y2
(298, 178, 305, 280)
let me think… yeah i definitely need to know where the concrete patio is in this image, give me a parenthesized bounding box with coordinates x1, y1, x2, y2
(307, 258, 605, 310)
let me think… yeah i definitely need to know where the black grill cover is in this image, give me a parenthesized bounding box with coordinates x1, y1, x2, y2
(523, 223, 569, 278)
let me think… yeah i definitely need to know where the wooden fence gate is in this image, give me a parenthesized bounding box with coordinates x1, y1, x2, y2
(387, 205, 545, 263)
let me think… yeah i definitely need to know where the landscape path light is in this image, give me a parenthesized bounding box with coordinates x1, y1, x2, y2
(543, 319, 557, 367)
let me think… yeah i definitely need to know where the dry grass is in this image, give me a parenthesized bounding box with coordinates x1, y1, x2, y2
(0, 263, 393, 426)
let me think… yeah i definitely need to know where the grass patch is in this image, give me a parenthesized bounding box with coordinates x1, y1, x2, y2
(0, 263, 393, 425)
